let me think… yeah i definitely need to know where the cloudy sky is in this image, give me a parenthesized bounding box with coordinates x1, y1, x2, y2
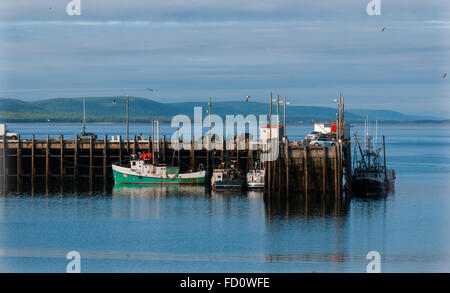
(0, 0, 449, 117)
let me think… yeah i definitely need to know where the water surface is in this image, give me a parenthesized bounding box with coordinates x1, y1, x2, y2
(0, 122, 449, 272)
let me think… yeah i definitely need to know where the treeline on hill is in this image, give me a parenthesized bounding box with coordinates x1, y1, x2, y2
(0, 97, 441, 123)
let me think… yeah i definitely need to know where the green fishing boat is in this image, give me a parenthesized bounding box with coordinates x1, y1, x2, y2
(112, 153, 205, 185)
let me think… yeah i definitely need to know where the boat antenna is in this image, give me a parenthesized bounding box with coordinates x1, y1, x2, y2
(364, 116, 367, 150)
(82, 97, 86, 134)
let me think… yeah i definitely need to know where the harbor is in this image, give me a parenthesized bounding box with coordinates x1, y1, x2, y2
(0, 92, 401, 205)
(0, 132, 351, 198)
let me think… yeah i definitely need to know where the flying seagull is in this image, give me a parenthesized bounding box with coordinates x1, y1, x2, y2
(443, 73, 447, 80)
(146, 88, 154, 92)
(381, 27, 386, 32)
(245, 95, 251, 102)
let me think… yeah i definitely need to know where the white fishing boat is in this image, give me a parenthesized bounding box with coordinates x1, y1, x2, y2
(246, 162, 265, 190)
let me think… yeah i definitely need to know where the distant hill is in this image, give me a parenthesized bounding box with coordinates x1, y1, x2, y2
(0, 97, 442, 123)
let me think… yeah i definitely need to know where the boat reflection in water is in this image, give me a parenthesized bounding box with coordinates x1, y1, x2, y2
(111, 184, 209, 219)
(246, 190, 265, 199)
(112, 184, 208, 199)
(207, 190, 265, 201)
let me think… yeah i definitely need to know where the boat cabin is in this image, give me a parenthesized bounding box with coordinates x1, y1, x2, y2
(129, 158, 178, 178)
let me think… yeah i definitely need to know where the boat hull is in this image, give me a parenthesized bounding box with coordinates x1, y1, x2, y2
(112, 165, 205, 185)
(247, 182, 265, 190)
(351, 178, 395, 196)
(212, 181, 243, 190)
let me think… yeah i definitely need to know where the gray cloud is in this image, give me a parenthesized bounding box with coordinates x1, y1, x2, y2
(0, 0, 449, 117)
(0, 0, 448, 21)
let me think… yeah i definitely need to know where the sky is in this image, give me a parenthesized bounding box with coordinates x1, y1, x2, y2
(0, 0, 449, 117)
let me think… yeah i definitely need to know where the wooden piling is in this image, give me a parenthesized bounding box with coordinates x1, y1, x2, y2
(338, 142, 342, 198)
(103, 134, 108, 179)
(162, 135, 166, 162)
(74, 134, 78, 177)
(148, 135, 151, 153)
(236, 147, 240, 170)
(323, 147, 327, 198)
(341, 142, 343, 196)
(31, 134, 35, 185)
(344, 142, 352, 199)
(285, 139, 289, 195)
(60, 134, 64, 177)
(304, 146, 308, 199)
(278, 144, 281, 193)
(221, 139, 225, 162)
(267, 152, 271, 193)
(2, 135, 7, 192)
(17, 134, 21, 184)
(248, 137, 253, 169)
(206, 144, 210, 170)
(190, 136, 195, 170)
(45, 135, 50, 181)
(177, 140, 181, 167)
(334, 144, 338, 200)
(118, 135, 122, 165)
(271, 159, 275, 193)
(89, 135, 93, 183)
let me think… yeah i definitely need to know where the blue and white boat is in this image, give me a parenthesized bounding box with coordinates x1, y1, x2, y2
(211, 163, 244, 190)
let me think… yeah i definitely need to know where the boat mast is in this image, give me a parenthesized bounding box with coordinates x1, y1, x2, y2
(157, 120, 160, 162)
(152, 120, 155, 164)
(126, 95, 129, 144)
(209, 96, 212, 138)
(354, 134, 368, 169)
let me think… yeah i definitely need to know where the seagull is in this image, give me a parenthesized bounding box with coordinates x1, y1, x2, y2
(245, 95, 251, 102)
(146, 88, 154, 92)
(443, 73, 447, 80)
(113, 99, 116, 104)
(381, 27, 386, 32)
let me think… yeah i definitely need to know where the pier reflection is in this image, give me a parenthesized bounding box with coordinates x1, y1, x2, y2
(264, 192, 351, 220)
(1, 178, 393, 225)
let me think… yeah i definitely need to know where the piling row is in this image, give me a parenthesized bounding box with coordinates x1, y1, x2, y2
(0, 135, 351, 199)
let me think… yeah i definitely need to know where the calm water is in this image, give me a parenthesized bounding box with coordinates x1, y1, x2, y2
(0, 122, 449, 272)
